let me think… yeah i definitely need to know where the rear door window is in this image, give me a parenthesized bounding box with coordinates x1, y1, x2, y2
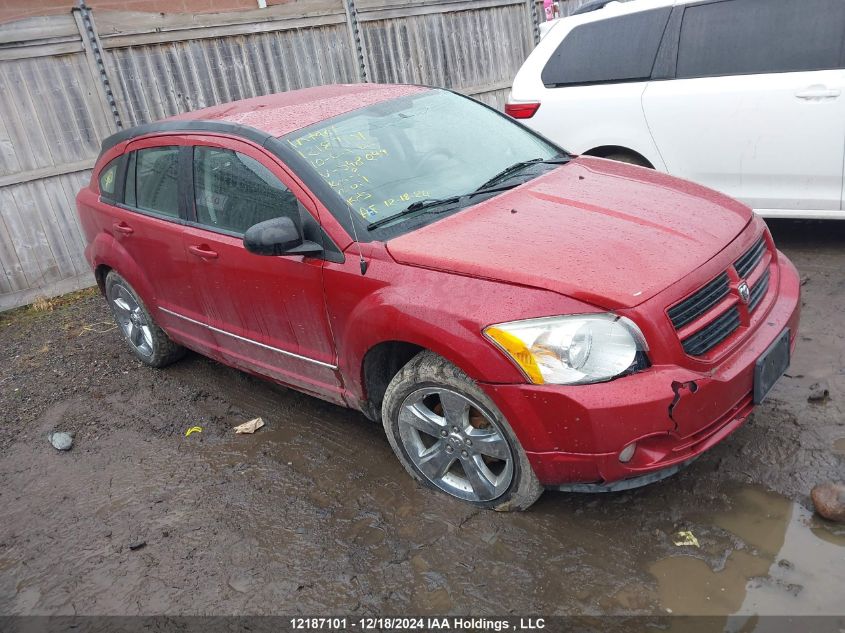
(192, 147, 300, 235)
(541, 7, 672, 87)
(676, 0, 845, 79)
(125, 146, 180, 218)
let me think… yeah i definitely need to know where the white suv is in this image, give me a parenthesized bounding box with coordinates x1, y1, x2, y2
(508, 0, 845, 220)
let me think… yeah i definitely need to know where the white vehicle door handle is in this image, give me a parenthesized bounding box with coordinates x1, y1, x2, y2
(795, 87, 841, 100)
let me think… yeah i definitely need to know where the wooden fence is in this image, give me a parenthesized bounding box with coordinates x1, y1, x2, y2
(0, 0, 591, 309)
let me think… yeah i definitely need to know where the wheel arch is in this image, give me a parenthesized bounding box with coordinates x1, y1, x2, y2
(583, 145, 655, 168)
(94, 263, 112, 295)
(360, 340, 427, 421)
(348, 320, 523, 420)
(88, 232, 157, 311)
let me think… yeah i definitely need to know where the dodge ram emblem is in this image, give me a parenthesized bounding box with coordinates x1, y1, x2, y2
(738, 281, 751, 304)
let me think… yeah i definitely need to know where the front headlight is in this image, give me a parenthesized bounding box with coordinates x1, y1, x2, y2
(483, 314, 649, 385)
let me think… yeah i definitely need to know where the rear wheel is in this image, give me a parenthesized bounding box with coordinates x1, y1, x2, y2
(105, 271, 185, 368)
(382, 351, 542, 511)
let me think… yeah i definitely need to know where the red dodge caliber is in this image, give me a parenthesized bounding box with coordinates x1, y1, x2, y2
(77, 84, 800, 510)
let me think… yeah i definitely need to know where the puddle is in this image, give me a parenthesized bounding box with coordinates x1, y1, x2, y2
(650, 485, 845, 619)
(200, 430, 845, 619)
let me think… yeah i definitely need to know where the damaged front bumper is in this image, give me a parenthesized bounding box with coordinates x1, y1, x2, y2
(480, 253, 801, 489)
(551, 458, 698, 493)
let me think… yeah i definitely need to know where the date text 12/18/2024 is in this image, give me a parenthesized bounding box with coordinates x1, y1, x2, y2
(290, 617, 547, 630)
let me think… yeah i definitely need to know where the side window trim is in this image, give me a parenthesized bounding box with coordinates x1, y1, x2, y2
(179, 145, 196, 224)
(124, 150, 136, 207)
(113, 153, 127, 203)
(115, 199, 188, 225)
(651, 5, 684, 80)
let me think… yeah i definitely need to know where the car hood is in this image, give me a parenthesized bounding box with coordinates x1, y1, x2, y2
(385, 157, 752, 310)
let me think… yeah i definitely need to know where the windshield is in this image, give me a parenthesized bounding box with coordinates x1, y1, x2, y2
(282, 90, 562, 231)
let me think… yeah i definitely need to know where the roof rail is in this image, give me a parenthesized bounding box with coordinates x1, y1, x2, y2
(571, 0, 619, 16)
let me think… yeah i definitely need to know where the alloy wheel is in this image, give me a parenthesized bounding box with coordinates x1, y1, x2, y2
(108, 283, 154, 358)
(397, 387, 514, 502)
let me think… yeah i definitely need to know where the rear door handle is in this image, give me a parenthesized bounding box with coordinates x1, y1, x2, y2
(795, 87, 841, 100)
(113, 222, 134, 235)
(188, 244, 219, 260)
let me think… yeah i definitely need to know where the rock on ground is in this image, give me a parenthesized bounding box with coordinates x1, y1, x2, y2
(811, 482, 845, 523)
(807, 382, 831, 403)
(48, 432, 73, 451)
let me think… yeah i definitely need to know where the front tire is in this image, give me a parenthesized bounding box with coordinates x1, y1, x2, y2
(382, 351, 542, 511)
(105, 271, 185, 368)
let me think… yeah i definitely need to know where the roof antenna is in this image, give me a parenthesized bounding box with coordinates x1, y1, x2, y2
(344, 203, 368, 275)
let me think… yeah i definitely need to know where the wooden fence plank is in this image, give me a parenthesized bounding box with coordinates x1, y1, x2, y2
(100, 14, 347, 48)
(0, 63, 38, 174)
(40, 176, 87, 276)
(9, 184, 64, 286)
(56, 170, 92, 271)
(0, 160, 96, 189)
(0, 42, 84, 62)
(0, 210, 22, 294)
(0, 101, 22, 178)
(94, 0, 345, 39)
(0, 14, 79, 46)
(0, 186, 51, 290)
(28, 179, 80, 279)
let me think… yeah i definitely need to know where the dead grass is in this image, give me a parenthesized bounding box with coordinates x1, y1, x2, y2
(30, 296, 57, 313)
(0, 287, 99, 328)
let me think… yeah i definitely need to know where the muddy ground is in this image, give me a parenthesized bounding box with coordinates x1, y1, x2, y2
(0, 220, 843, 624)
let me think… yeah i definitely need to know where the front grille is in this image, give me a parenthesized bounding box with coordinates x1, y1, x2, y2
(668, 232, 771, 357)
(667, 272, 730, 329)
(681, 307, 741, 356)
(749, 269, 770, 312)
(734, 237, 766, 278)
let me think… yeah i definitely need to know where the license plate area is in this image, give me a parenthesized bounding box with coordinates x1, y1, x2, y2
(754, 328, 790, 404)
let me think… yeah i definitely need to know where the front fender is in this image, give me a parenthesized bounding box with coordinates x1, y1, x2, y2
(327, 256, 596, 402)
(341, 289, 520, 399)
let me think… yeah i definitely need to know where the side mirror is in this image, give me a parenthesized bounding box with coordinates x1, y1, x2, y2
(243, 216, 323, 257)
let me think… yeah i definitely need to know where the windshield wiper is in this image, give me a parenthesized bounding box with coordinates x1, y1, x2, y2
(474, 155, 570, 192)
(366, 196, 462, 230)
(366, 183, 526, 231)
(367, 155, 571, 231)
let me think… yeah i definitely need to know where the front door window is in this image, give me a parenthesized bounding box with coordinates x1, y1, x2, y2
(193, 146, 300, 234)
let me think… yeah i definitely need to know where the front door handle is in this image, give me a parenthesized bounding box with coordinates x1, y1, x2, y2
(113, 222, 134, 235)
(795, 86, 841, 100)
(188, 244, 219, 260)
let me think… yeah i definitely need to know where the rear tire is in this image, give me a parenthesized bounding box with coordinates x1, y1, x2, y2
(382, 351, 542, 511)
(105, 271, 185, 368)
